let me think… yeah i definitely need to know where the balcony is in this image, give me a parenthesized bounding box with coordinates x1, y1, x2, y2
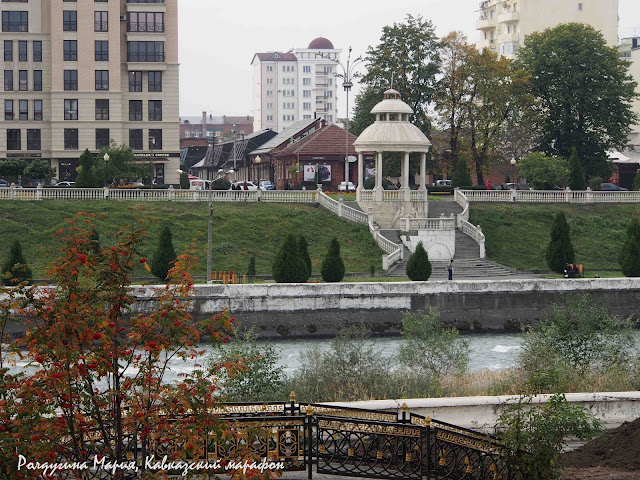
(500, 31, 519, 43)
(475, 17, 496, 30)
(127, 22, 165, 32)
(127, 52, 165, 62)
(498, 11, 519, 23)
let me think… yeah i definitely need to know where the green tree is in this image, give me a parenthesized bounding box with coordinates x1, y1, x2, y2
(1, 240, 32, 286)
(151, 225, 177, 281)
(405, 242, 432, 281)
(272, 233, 308, 283)
(23, 159, 55, 184)
(98, 143, 145, 186)
(568, 146, 585, 190)
(546, 211, 575, 273)
(498, 393, 601, 480)
(516, 23, 637, 178)
(398, 309, 469, 378)
(619, 218, 640, 277)
(633, 170, 640, 191)
(451, 157, 472, 188)
(297, 235, 312, 281)
(75, 149, 98, 188)
(517, 152, 568, 190)
(179, 171, 190, 189)
(246, 255, 256, 278)
(0, 158, 26, 184)
(321, 237, 345, 282)
(212, 177, 231, 190)
(361, 14, 441, 134)
(350, 84, 381, 136)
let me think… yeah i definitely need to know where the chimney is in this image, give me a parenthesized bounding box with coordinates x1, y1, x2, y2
(320, 119, 326, 128)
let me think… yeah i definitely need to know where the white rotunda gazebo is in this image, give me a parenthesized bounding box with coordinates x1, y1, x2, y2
(354, 89, 431, 228)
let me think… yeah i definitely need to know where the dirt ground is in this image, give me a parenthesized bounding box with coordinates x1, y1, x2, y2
(561, 417, 640, 480)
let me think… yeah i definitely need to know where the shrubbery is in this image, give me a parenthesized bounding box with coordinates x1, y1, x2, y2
(272, 234, 308, 283)
(321, 237, 345, 282)
(451, 158, 472, 188)
(546, 211, 575, 273)
(1, 239, 32, 286)
(568, 146, 586, 190)
(298, 235, 312, 282)
(405, 242, 432, 281)
(151, 226, 177, 281)
(212, 177, 231, 190)
(619, 218, 640, 277)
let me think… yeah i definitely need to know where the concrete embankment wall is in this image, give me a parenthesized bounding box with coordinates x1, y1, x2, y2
(6, 278, 640, 338)
(333, 392, 640, 433)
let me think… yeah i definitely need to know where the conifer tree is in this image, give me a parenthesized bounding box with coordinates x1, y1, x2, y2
(247, 256, 256, 278)
(619, 218, 640, 277)
(451, 158, 472, 188)
(633, 170, 640, 191)
(568, 146, 586, 190)
(1, 239, 32, 286)
(151, 226, 177, 281)
(75, 149, 98, 188)
(546, 212, 575, 273)
(321, 237, 345, 282)
(406, 242, 432, 281)
(272, 234, 308, 283)
(297, 235, 312, 281)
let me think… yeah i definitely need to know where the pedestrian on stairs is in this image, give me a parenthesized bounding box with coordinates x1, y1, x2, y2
(448, 259, 454, 280)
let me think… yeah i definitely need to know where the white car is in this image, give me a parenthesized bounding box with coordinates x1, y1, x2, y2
(55, 181, 75, 187)
(338, 181, 356, 192)
(232, 181, 258, 191)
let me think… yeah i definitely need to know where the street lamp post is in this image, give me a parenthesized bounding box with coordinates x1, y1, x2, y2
(103, 152, 110, 186)
(317, 46, 362, 186)
(510, 157, 517, 186)
(254, 155, 262, 184)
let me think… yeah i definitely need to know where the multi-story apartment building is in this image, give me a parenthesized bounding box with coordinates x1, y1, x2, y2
(252, 37, 340, 133)
(179, 112, 253, 144)
(0, 0, 179, 184)
(476, 0, 618, 59)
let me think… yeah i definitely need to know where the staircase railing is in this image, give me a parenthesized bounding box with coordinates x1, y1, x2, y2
(368, 218, 403, 270)
(454, 188, 485, 258)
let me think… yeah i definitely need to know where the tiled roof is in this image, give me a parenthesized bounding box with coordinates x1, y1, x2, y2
(252, 52, 298, 62)
(275, 124, 357, 158)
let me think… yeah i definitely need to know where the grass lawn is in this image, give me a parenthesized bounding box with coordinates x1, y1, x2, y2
(470, 203, 640, 272)
(0, 201, 383, 279)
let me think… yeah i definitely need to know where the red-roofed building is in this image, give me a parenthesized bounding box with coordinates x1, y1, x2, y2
(274, 123, 360, 190)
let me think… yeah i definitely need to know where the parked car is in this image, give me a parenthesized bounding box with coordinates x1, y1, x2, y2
(600, 183, 627, 191)
(232, 181, 258, 191)
(259, 180, 276, 190)
(338, 181, 356, 192)
(0, 179, 8, 187)
(55, 181, 75, 187)
(434, 179, 451, 187)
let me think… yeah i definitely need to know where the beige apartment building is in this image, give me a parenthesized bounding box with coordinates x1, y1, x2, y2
(0, 0, 179, 184)
(476, 0, 619, 58)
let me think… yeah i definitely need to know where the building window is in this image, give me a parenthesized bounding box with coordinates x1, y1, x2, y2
(18, 70, 26, 90)
(127, 11, 164, 32)
(27, 129, 40, 150)
(149, 129, 162, 149)
(148, 71, 162, 91)
(266, 78, 272, 84)
(96, 128, 109, 149)
(7, 129, 20, 150)
(64, 128, 78, 149)
(3, 40, 11, 61)
(63, 40, 77, 61)
(266, 65, 273, 72)
(64, 99, 78, 120)
(129, 100, 142, 121)
(303, 65, 311, 73)
(4, 99, 12, 120)
(4, 69, 12, 90)
(19, 99, 27, 119)
(303, 78, 311, 86)
(266, 114, 273, 121)
(184, 131, 190, 138)
(63, 10, 77, 31)
(95, 99, 109, 120)
(127, 41, 164, 62)
(33, 40, 41, 62)
(148, 100, 161, 121)
(33, 70, 42, 91)
(303, 90, 311, 98)
(34, 99, 42, 120)
(128, 71, 142, 91)
(266, 90, 273, 97)
(129, 129, 143, 149)
(266, 102, 273, 109)
(578, 2, 583, 11)
(18, 40, 26, 61)
(303, 102, 311, 110)
(95, 40, 108, 61)
(303, 114, 312, 120)
(94, 11, 108, 31)
(2, 11, 28, 32)
(95, 70, 109, 90)
(64, 70, 77, 90)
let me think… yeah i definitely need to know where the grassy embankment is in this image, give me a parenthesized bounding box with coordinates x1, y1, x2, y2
(470, 203, 640, 275)
(0, 201, 383, 279)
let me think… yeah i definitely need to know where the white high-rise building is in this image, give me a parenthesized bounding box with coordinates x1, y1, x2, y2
(252, 37, 341, 132)
(476, 0, 619, 59)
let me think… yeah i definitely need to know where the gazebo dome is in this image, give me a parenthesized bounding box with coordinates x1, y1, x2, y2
(354, 89, 431, 153)
(308, 37, 334, 49)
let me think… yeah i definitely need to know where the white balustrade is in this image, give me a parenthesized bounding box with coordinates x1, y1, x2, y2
(402, 217, 456, 231)
(359, 190, 374, 202)
(460, 189, 640, 204)
(383, 191, 401, 202)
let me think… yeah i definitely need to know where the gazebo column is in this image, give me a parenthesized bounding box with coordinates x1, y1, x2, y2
(401, 152, 411, 202)
(419, 152, 427, 191)
(356, 152, 364, 201)
(374, 151, 384, 202)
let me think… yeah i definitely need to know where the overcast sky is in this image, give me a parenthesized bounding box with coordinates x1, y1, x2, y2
(178, 0, 640, 118)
